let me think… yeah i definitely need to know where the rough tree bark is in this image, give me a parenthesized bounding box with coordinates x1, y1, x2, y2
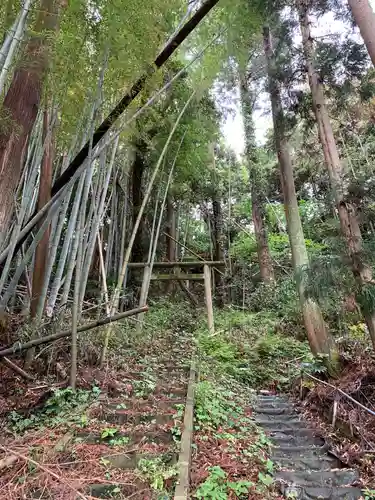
(298, 0, 375, 349)
(0, 0, 60, 245)
(240, 77, 274, 284)
(347, 0, 375, 67)
(30, 109, 53, 317)
(263, 25, 339, 372)
(131, 143, 146, 264)
(166, 197, 177, 262)
(165, 196, 177, 293)
(212, 194, 225, 306)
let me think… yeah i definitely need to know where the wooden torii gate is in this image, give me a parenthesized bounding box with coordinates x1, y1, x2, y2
(127, 261, 225, 333)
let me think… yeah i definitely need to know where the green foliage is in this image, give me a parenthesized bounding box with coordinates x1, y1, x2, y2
(356, 283, 375, 316)
(194, 464, 274, 499)
(197, 310, 310, 388)
(133, 372, 157, 397)
(100, 427, 118, 439)
(194, 380, 239, 430)
(100, 427, 130, 446)
(145, 299, 197, 333)
(195, 466, 254, 499)
(230, 232, 257, 262)
(363, 488, 375, 500)
(8, 386, 100, 433)
(137, 457, 178, 492)
(247, 279, 299, 317)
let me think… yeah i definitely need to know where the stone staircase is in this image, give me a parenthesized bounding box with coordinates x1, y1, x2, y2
(255, 394, 362, 500)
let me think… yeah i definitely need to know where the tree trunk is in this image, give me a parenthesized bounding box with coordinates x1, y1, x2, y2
(252, 185, 275, 283)
(263, 25, 339, 372)
(348, 0, 375, 66)
(30, 109, 53, 318)
(212, 195, 225, 306)
(0, 0, 60, 245)
(165, 197, 176, 293)
(24, 109, 53, 369)
(240, 77, 275, 284)
(131, 145, 145, 264)
(298, 0, 375, 349)
(166, 197, 176, 262)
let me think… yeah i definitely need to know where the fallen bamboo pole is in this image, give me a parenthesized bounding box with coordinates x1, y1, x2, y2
(2, 356, 34, 380)
(0, 306, 148, 358)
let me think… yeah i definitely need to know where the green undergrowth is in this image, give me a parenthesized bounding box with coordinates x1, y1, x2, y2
(192, 368, 279, 498)
(7, 386, 100, 433)
(196, 309, 311, 389)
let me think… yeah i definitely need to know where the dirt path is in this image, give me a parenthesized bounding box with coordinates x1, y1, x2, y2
(0, 331, 194, 499)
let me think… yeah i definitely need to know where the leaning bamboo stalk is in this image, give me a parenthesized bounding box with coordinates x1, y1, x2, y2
(47, 176, 85, 314)
(79, 138, 118, 309)
(136, 170, 166, 325)
(0, 0, 34, 95)
(60, 221, 80, 310)
(0, 152, 92, 266)
(0, 14, 20, 69)
(0, 146, 40, 296)
(0, 306, 149, 358)
(303, 371, 375, 417)
(112, 189, 119, 285)
(74, 164, 95, 318)
(118, 176, 129, 283)
(42, 187, 74, 316)
(97, 232, 110, 315)
(9, 28, 223, 259)
(138, 133, 186, 329)
(51, 1, 220, 198)
(113, 91, 196, 311)
(70, 208, 84, 389)
(0, 203, 59, 311)
(105, 187, 116, 278)
(99, 92, 196, 366)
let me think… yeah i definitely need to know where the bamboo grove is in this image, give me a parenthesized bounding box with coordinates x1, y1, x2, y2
(1, 0, 375, 382)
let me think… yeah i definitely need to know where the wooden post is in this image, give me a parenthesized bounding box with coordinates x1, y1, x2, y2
(204, 264, 214, 333)
(136, 264, 151, 332)
(174, 363, 196, 500)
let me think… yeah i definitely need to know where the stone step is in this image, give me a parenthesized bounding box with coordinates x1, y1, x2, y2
(276, 455, 341, 471)
(275, 469, 359, 488)
(269, 428, 323, 438)
(254, 407, 297, 416)
(272, 445, 330, 460)
(257, 395, 288, 402)
(270, 432, 325, 447)
(76, 429, 173, 445)
(281, 485, 363, 499)
(103, 411, 174, 425)
(256, 419, 307, 431)
(255, 415, 301, 423)
(123, 370, 188, 381)
(155, 386, 186, 396)
(102, 451, 178, 469)
(87, 484, 138, 498)
(256, 401, 294, 410)
(256, 394, 362, 499)
(104, 398, 185, 411)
